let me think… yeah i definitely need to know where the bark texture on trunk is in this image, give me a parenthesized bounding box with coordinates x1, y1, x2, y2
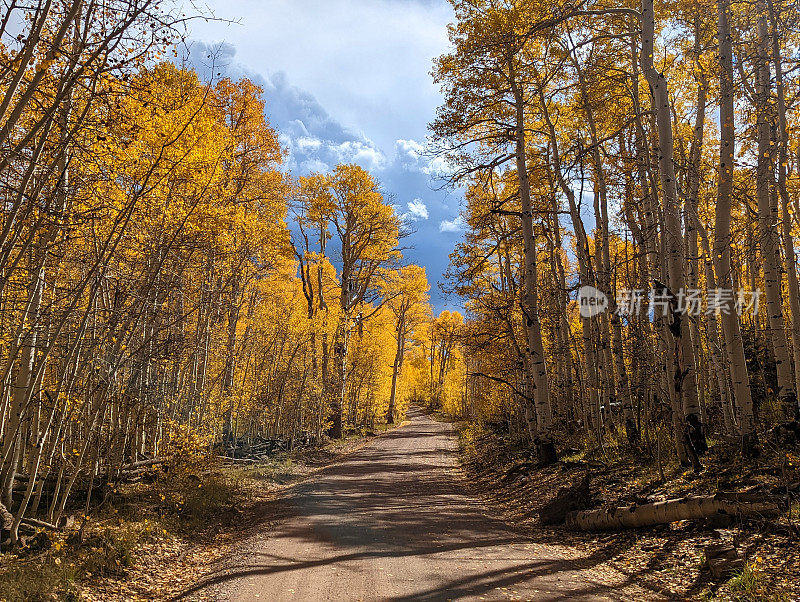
(769, 0, 800, 419)
(640, 0, 706, 460)
(566, 494, 781, 530)
(511, 69, 556, 464)
(755, 0, 796, 416)
(715, 0, 757, 448)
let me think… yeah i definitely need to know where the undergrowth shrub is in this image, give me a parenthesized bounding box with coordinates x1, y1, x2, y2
(73, 524, 154, 579)
(0, 524, 154, 602)
(0, 560, 78, 602)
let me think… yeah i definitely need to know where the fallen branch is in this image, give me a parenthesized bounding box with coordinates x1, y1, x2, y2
(217, 456, 257, 464)
(565, 493, 783, 530)
(13, 458, 163, 485)
(20, 518, 59, 531)
(119, 458, 163, 471)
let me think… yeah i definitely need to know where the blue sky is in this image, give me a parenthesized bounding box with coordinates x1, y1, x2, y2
(184, 0, 464, 312)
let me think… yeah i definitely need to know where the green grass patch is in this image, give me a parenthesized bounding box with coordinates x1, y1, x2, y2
(228, 457, 296, 485)
(726, 562, 791, 601)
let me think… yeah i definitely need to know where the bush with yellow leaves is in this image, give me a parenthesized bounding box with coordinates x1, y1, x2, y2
(158, 420, 214, 476)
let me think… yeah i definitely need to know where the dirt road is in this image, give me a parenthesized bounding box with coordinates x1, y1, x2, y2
(188, 408, 651, 601)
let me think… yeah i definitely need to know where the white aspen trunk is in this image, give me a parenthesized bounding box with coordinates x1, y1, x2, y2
(716, 0, 757, 449)
(576, 68, 633, 436)
(511, 74, 556, 463)
(536, 82, 601, 439)
(10, 398, 58, 543)
(628, 45, 683, 457)
(545, 207, 576, 423)
(769, 0, 800, 418)
(1, 263, 44, 507)
(755, 0, 796, 416)
(641, 0, 706, 463)
(699, 230, 736, 433)
(330, 315, 348, 439)
(222, 278, 241, 440)
(387, 321, 405, 424)
(684, 25, 708, 427)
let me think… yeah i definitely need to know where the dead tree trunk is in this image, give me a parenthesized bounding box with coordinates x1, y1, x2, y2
(565, 493, 781, 530)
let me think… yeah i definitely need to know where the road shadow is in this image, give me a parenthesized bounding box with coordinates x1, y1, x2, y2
(174, 410, 666, 601)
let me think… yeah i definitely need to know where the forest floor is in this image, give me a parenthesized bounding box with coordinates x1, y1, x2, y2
(456, 418, 800, 601)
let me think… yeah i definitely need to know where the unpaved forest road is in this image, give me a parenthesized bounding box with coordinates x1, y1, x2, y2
(187, 408, 652, 601)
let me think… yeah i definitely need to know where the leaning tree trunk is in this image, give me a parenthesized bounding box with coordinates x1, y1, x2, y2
(685, 19, 708, 428)
(573, 52, 632, 436)
(547, 202, 576, 424)
(387, 324, 405, 424)
(630, 39, 687, 463)
(329, 315, 349, 439)
(221, 277, 241, 441)
(1, 260, 44, 508)
(538, 82, 600, 438)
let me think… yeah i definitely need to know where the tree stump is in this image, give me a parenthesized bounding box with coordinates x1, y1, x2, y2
(705, 543, 744, 579)
(539, 472, 591, 525)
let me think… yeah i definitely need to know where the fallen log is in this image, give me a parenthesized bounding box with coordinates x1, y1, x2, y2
(13, 458, 163, 486)
(119, 458, 163, 471)
(217, 455, 257, 464)
(565, 493, 782, 531)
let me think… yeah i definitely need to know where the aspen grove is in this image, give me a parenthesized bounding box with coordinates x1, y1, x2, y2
(431, 0, 800, 464)
(1, 0, 800, 593)
(0, 1, 438, 545)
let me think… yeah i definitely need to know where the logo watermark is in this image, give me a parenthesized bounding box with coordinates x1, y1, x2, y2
(578, 287, 761, 319)
(578, 286, 608, 317)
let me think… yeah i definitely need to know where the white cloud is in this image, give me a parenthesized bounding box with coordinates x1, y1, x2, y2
(182, 46, 389, 176)
(299, 158, 330, 173)
(185, 0, 452, 151)
(331, 140, 386, 171)
(275, 124, 384, 174)
(393, 138, 451, 177)
(394, 138, 428, 172)
(394, 198, 430, 223)
(406, 198, 429, 220)
(422, 154, 451, 177)
(395, 138, 425, 164)
(439, 215, 466, 233)
(296, 136, 323, 151)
